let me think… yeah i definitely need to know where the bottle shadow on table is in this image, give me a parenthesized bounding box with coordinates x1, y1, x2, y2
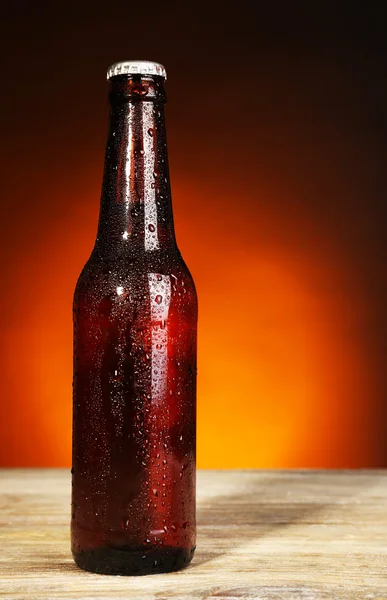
(190, 470, 385, 570)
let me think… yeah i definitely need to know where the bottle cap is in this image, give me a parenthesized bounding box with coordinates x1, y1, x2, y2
(107, 61, 167, 81)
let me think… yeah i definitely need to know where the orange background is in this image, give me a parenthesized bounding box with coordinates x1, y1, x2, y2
(1, 5, 386, 467)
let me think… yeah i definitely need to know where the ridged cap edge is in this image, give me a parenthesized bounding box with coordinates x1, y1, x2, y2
(107, 61, 167, 81)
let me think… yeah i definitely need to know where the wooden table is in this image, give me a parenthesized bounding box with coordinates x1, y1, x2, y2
(0, 470, 386, 599)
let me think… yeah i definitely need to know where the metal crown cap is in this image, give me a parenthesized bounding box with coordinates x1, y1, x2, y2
(107, 61, 167, 81)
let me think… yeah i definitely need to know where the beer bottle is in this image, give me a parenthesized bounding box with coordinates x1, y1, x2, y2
(71, 61, 197, 575)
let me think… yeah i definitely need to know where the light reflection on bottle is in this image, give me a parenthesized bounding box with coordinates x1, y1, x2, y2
(123, 105, 134, 216)
(146, 273, 172, 533)
(148, 273, 171, 402)
(143, 104, 159, 251)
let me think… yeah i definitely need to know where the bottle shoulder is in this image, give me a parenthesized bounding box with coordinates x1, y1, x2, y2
(74, 249, 197, 310)
(77, 247, 193, 279)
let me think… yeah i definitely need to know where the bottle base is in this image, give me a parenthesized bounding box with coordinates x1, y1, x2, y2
(73, 545, 195, 576)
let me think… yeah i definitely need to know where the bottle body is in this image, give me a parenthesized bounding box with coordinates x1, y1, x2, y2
(71, 66, 197, 575)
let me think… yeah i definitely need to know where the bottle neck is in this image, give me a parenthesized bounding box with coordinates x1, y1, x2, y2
(96, 75, 176, 255)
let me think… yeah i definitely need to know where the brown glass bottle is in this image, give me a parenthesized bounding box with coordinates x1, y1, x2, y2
(71, 61, 197, 575)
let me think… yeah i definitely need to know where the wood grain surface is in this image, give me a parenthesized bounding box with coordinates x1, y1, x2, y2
(0, 469, 386, 599)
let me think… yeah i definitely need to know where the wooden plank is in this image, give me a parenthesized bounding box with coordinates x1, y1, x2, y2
(0, 469, 386, 599)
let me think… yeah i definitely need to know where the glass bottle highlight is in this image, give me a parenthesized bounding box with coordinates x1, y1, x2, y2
(71, 61, 197, 575)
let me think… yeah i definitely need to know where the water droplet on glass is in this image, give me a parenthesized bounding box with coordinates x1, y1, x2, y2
(148, 224, 155, 232)
(148, 128, 154, 136)
(155, 295, 162, 304)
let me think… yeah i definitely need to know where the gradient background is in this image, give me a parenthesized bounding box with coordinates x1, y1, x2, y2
(1, 3, 386, 468)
